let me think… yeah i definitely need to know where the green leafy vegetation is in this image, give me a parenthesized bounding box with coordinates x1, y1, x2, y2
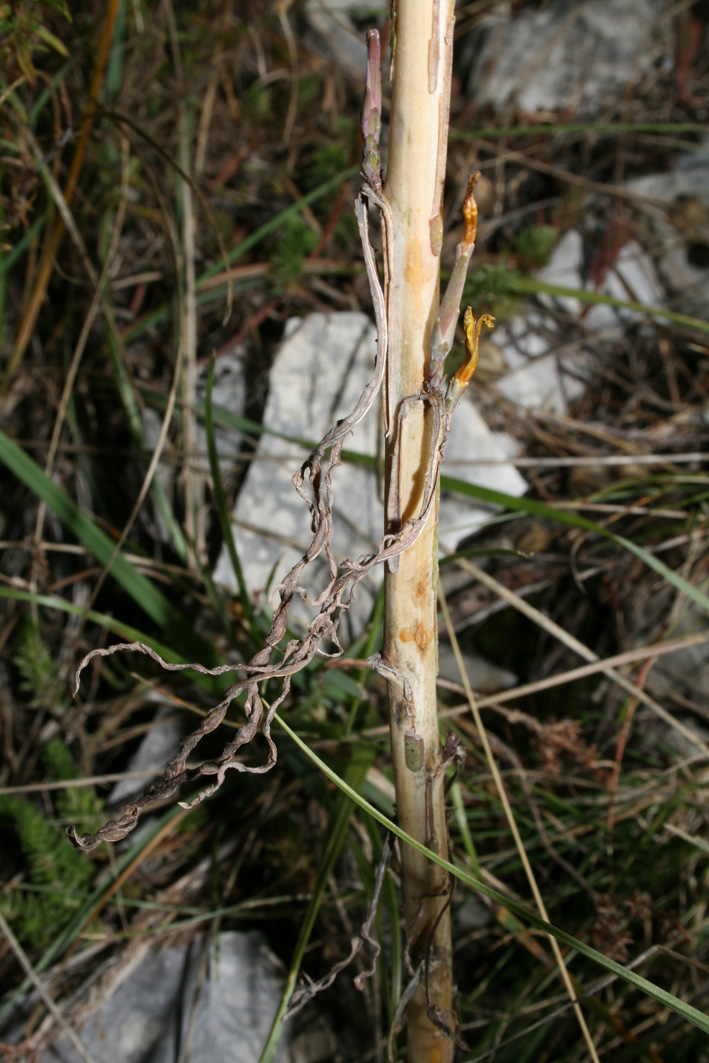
(0, 742, 99, 949)
(463, 263, 525, 319)
(0, 0, 70, 83)
(272, 212, 320, 284)
(14, 619, 66, 712)
(512, 223, 560, 268)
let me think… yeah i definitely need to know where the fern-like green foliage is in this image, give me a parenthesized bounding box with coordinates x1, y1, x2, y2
(0, 796, 93, 948)
(13, 618, 66, 712)
(463, 263, 524, 320)
(513, 223, 560, 268)
(310, 118, 354, 182)
(0, 741, 101, 949)
(43, 739, 101, 830)
(272, 214, 320, 284)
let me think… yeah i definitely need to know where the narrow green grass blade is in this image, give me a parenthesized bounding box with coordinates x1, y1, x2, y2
(450, 781, 481, 877)
(274, 712, 709, 1036)
(511, 275, 709, 334)
(0, 588, 175, 652)
(0, 208, 51, 280)
(439, 473, 709, 615)
(259, 739, 376, 1063)
(204, 353, 254, 626)
(144, 384, 709, 613)
(105, 0, 126, 104)
(0, 431, 176, 624)
(0, 430, 219, 659)
(0, 587, 230, 697)
(261, 602, 383, 1061)
(199, 165, 359, 285)
(360, 812, 401, 1027)
(100, 284, 190, 565)
(115, 277, 264, 347)
(28, 56, 78, 124)
(115, 167, 359, 348)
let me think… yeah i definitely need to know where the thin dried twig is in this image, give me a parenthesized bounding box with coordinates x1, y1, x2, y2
(438, 581, 602, 1063)
(453, 557, 709, 759)
(284, 834, 392, 1018)
(439, 630, 709, 716)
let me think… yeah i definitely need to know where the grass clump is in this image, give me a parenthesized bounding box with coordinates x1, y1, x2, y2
(0, 0, 70, 83)
(13, 618, 66, 713)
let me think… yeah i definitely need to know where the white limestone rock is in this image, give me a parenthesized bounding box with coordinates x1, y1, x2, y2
(214, 312, 527, 634)
(467, 0, 668, 117)
(25, 933, 295, 1063)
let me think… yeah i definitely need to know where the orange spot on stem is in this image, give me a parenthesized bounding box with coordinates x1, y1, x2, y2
(399, 622, 433, 651)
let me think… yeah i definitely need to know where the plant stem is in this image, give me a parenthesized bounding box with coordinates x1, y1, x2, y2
(383, 1, 456, 1059)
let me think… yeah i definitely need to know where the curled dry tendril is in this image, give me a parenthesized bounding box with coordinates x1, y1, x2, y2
(68, 210, 453, 854)
(69, 28, 480, 852)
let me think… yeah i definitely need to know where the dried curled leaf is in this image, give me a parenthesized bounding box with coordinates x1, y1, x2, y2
(69, 53, 475, 851)
(69, 223, 452, 853)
